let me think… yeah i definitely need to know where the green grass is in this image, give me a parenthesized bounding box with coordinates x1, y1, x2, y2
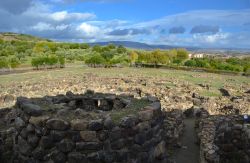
(198, 90, 222, 97)
(110, 98, 150, 124)
(0, 66, 249, 96)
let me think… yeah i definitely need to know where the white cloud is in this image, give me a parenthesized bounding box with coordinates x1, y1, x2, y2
(31, 22, 53, 31)
(50, 11, 96, 21)
(193, 33, 230, 44)
(76, 23, 100, 36)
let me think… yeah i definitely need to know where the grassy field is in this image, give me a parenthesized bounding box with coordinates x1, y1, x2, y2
(0, 65, 249, 98)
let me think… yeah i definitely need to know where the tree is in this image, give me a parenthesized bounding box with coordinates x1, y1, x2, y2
(184, 60, 196, 67)
(58, 56, 65, 68)
(9, 56, 20, 68)
(107, 44, 116, 49)
(47, 55, 58, 68)
(0, 57, 9, 69)
(80, 43, 90, 49)
(149, 50, 168, 67)
(176, 48, 188, 63)
(129, 51, 138, 65)
(92, 45, 102, 53)
(85, 53, 105, 68)
(117, 45, 126, 53)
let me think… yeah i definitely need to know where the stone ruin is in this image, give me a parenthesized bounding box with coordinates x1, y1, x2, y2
(1, 88, 249, 163)
(196, 109, 250, 163)
(0, 90, 180, 163)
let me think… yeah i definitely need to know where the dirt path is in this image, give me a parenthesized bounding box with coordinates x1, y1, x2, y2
(173, 118, 200, 163)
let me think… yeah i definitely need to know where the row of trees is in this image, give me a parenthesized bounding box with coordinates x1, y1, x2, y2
(1, 39, 249, 74)
(129, 49, 189, 67)
(184, 57, 250, 73)
(31, 55, 65, 70)
(0, 56, 20, 69)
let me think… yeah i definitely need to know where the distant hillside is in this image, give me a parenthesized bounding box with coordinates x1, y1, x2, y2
(89, 41, 250, 53)
(0, 32, 51, 42)
(89, 41, 181, 50)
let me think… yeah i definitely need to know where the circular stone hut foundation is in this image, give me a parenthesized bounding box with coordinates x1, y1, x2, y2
(11, 90, 167, 163)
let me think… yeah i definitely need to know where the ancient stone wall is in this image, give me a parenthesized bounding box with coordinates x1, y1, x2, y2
(197, 111, 250, 163)
(10, 92, 167, 163)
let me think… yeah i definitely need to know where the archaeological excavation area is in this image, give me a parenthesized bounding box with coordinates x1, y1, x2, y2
(0, 72, 250, 163)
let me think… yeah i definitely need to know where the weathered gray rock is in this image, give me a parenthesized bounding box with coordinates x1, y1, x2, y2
(138, 109, 154, 121)
(18, 136, 32, 155)
(153, 141, 166, 159)
(68, 152, 87, 163)
(29, 115, 50, 127)
(88, 119, 103, 131)
(15, 117, 25, 129)
(104, 117, 114, 130)
(46, 118, 69, 130)
(80, 131, 97, 142)
(120, 116, 137, 128)
(76, 142, 102, 150)
(57, 139, 75, 153)
(71, 119, 88, 131)
(21, 103, 43, 116)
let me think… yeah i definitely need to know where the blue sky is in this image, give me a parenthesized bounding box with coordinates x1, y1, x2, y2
(0, 0, 250, 48)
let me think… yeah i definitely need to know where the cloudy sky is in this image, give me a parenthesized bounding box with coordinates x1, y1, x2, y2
(0, 0, 250, 48)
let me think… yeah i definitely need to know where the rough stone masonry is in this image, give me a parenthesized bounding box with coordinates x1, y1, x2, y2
(0, 90, 178, 163)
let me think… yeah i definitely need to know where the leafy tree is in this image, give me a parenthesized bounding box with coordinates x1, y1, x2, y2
(58, 56, 65, 68)
(149, 50, 168, 67)
(47, 55, 58, 68)
(0, 57, 9, 69)
(92, 45, 102, 53)
(9, 56, 20, 68)
(69, 43, 80, 49)
(117, 45, 127, 54)
(80, 43, 90, 49)
(85, 53, 105, 68)
(129, 51, 138, 65)
(184, 60, 196, 67)
(194, 59, 210, 68)
(101, 51, 115, 62)
(226, 57, 241, 65)
(176, 48, 188, 62)
(107, 44, 116, 49)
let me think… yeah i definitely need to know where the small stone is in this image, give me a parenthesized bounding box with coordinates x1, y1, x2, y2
(40, 136, 54, 149)
(15, 117, 25, 129)
(153, 141, 166, 159)
(182, 146, 188, 149)
(46, 118, 69, 130)
(88, 119, 103, 131)
(68, 152, 87, 163)
(134, 133, 146, 145)
(208, 149, 215, 155)
(120, 116, 137, 128)
(27, 134, 39, 147)
(57, 139, 75, 153)
(71, 119, 88, 131)
(50, 150, 66, 163)
(104, 117, 114, 130)
(111, 139, 125, 150)
(21, 103, 43, 116)
(138, 109, 154, 121)
(80, 131, 97, 142)
(18, 136, 32, 155)
(29, 116, 50, 127)
(76, 142, 102, 150)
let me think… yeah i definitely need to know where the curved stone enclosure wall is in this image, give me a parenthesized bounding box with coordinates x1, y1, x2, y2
(12, 91, 167, 163)
(197, 110, 250, 163)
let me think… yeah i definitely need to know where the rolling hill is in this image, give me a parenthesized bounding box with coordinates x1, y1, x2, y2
(0, 32, 51, 42)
